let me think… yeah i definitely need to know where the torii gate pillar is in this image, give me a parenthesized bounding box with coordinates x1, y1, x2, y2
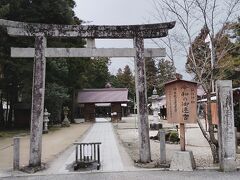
(134, 37, 151, 162)
(29, 34, 46, 167)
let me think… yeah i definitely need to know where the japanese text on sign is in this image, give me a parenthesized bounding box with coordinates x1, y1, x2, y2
(181, 89, 190, 122)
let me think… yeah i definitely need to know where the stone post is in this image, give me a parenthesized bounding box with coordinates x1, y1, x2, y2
(159, 130, 166, 164)
(134, 36, 151, 163)
(180, 123, 186, 151)
(216, 80, 237, 172)
(13, 137, 20, 170)
(29, 34, 46, 167)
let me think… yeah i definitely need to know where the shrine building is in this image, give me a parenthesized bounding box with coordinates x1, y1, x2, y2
(75, 87, 129, 122)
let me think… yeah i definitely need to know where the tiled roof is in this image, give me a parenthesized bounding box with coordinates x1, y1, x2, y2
(77, 88, 129, 103)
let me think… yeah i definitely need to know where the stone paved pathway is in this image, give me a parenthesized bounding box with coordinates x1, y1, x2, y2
(50, 118, 135, 173)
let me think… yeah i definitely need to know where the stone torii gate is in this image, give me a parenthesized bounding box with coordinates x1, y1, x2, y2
(0, 19, 175, 168)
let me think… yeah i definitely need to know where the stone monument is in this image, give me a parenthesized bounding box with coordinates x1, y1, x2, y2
(216, 80, 237, 172)
(62, 106, 70, 127)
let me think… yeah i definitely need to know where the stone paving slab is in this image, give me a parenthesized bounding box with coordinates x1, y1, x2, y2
(55, 118, 135, 173)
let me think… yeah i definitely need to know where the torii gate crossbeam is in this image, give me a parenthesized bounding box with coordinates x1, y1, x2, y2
(11, 48, 166, 58)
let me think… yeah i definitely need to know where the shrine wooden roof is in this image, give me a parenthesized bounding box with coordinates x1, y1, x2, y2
(77, 88, 129, 104)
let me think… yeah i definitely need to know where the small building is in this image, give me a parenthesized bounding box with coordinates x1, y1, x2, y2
(75, 88, 129, 122)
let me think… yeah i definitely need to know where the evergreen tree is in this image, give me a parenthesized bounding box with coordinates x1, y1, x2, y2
(156, 58, 176, 95)
(122, 65, 135, 101)
(219, 20, 240, 87)
(145, 58, 158, 97)
(112, 65, 135, 101)
(0, 0, 110, 126)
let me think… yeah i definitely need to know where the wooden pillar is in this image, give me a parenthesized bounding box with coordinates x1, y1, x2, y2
(134, 36, 151, 163)
(29, 34, 46, 167)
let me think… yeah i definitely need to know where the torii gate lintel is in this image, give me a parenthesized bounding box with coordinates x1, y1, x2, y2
(0, 19, 175, 38)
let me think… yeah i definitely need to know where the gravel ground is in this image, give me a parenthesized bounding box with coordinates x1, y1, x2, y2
(114, 115, 240, 168)
(0, 123, 92, 171)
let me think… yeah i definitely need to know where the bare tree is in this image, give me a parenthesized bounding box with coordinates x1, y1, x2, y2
(150, 1, 176, 66)
(152, 0, 240, 163)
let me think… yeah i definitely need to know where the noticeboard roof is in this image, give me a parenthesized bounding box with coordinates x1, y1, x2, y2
(164, 79, 198, 86)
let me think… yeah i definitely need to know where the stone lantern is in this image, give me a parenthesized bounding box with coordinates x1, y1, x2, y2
(149, 87, 162, 130)
(43, 108, 50, 134)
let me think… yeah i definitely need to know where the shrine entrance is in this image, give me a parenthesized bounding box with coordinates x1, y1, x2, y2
(0, 19, 175, 167)
(95, 104, 111, 118)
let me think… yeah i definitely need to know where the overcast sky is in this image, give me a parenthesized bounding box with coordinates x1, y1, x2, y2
(74, 0, 190, 79)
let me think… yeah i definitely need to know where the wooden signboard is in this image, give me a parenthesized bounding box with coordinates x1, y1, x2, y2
(165, 79, 197, 124)
(205, 102, 219, 125)
(165, 79, 197, 151)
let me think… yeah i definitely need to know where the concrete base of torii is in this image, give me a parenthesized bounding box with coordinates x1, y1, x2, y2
(170, 151, 196, 171)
